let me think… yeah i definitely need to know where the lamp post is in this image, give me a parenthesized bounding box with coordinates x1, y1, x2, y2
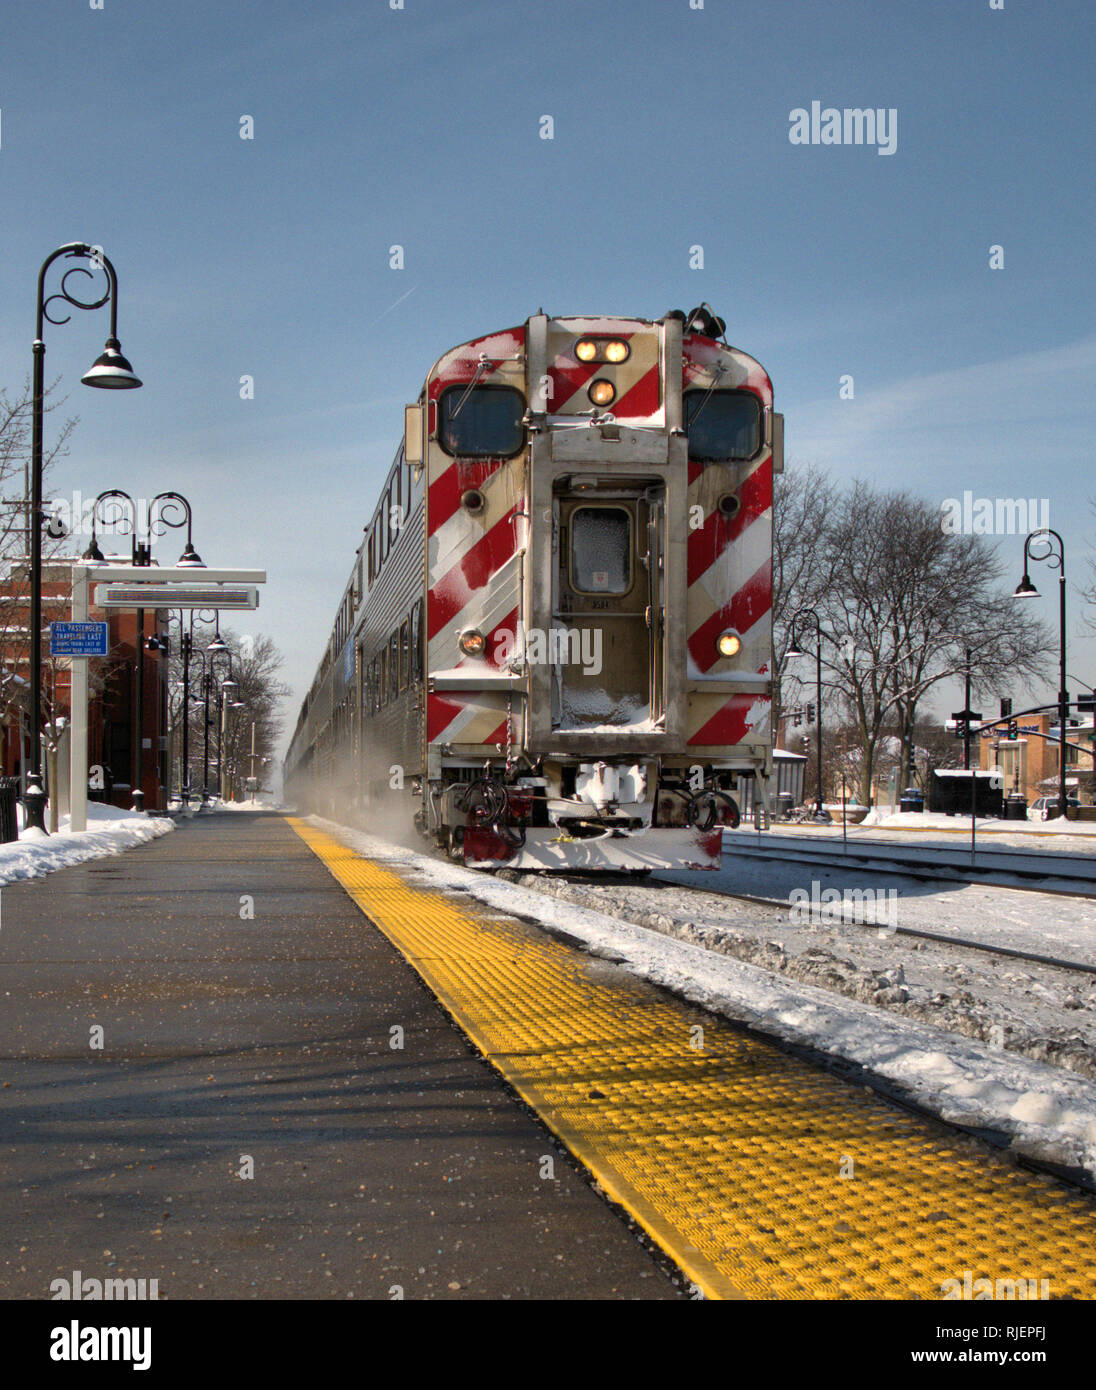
(84, 491, 204, 811)
(1013, 529, 1068, 819)
(24, 244, 142, 832)
(219, 679, 240, 802)
(784, 607, 829, 822)
(152, 614, 225, 804)
(207, 635, 232, 803)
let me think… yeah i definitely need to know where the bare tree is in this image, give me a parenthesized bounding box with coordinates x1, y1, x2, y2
(167, 630, 290, 800)
(774, 469, 1053, 805)
(814, 484, 1052, 803)
(772, 461, 839, 735)
(0, 378, 78, 754)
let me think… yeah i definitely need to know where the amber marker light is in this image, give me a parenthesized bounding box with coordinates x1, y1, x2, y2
(458, 628, 486, 656)
(717, 630, 742, 658)
(588, 379, 615, 406)
(604, 339, 630, 362)
(575, 339, 598, 362)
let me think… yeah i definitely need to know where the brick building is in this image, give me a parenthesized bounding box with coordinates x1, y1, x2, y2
(978, 708, 1096, 805)
(0, 559, 170, 810)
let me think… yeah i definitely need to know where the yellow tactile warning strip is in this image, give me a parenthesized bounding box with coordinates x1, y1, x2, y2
(288, 818, 1096, 1300)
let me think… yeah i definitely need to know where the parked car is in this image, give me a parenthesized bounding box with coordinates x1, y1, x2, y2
(1029, 795, 1081, 821)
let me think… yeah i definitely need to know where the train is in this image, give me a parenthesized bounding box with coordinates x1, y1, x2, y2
(284, 307, 781, 870)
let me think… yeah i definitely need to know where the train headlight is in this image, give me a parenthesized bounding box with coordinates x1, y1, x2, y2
(716, 630, 742, 659)
(458, 628, 486, 657)
(588, 379, 615, 407)
(574, 338, 631, 364)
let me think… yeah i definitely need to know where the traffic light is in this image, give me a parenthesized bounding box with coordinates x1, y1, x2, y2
(1007, 720, 1018, 741)
(793, 709, 802, 728)
(806, 703, 816, 722)
(802, 735, 811, 754)
(954, 720, 967, 740)
(1000, 697, 1012, 718)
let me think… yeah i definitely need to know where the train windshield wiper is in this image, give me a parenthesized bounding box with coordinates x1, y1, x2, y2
(687, 363, 727, 425)
(450, 354, 493, 420)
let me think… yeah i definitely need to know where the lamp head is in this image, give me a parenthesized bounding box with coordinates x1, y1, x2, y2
(81, 535, 107, 564)
(176, 541, 205, 568)
(81, 337, 142, 390)
(207, 634, 229, 654)
(1013, 572, 1039, 599)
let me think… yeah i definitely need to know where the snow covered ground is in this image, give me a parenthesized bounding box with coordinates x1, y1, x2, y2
(309, 815, 1096, 1187)
(0, 803, 173, 886)
(795, 808, 1096, 845)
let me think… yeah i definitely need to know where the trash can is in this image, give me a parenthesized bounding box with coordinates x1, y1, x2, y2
(0, 776, 20, 843)
(1004, 793, 1028, 820)
(777, 791, 794, 819)
(899, 786, 924, 813)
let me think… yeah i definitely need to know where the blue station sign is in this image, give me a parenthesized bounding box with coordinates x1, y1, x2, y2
(50, 621, 109, 658)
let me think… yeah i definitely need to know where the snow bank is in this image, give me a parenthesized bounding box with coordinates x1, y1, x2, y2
(0, 802, 173, 885)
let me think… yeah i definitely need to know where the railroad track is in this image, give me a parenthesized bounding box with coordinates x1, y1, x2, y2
(670, 878, 1096, 979)
(725, 831, 1096, 898)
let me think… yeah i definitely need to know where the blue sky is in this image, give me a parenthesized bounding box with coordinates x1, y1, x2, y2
(2, 0, 1094, 743)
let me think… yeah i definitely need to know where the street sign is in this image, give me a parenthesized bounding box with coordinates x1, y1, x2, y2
(49, 621, 108, 658)
(93, 584, 260, 610)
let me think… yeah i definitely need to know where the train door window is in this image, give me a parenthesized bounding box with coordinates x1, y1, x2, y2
(410, 599, 423, 682)
(437, 386, 525, 458)
(399, 618, 410, 691)
(683, 389, 762, 462)
(570, 506, 632, 595)
(378, 649, 387, 707)
(388, 632, 399, 701)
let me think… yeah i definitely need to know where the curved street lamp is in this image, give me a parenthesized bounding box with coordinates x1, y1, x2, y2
(24, 244, 141, 832)
(81, 490, 204, 811)
(1013, 528, 1068, 818)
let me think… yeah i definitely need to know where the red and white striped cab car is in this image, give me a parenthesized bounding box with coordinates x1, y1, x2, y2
(284, 307, 781, 870)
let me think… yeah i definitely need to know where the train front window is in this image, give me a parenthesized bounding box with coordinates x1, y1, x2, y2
(570, 507, 632, 595)
(684, 389, 761, 462)
(438, 386, 525, 458)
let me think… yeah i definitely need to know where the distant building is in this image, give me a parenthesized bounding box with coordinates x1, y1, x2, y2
(0, 559, 170, 809)
(978, 708, 1095, 804)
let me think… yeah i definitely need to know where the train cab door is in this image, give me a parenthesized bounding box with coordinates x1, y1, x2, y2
(552, 482, 665, 731)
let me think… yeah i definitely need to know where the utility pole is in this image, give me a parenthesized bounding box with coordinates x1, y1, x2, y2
(963, 648, 973, 772)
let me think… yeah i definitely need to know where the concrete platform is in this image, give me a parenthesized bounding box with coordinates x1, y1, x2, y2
(0, 812, 677, 1300)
